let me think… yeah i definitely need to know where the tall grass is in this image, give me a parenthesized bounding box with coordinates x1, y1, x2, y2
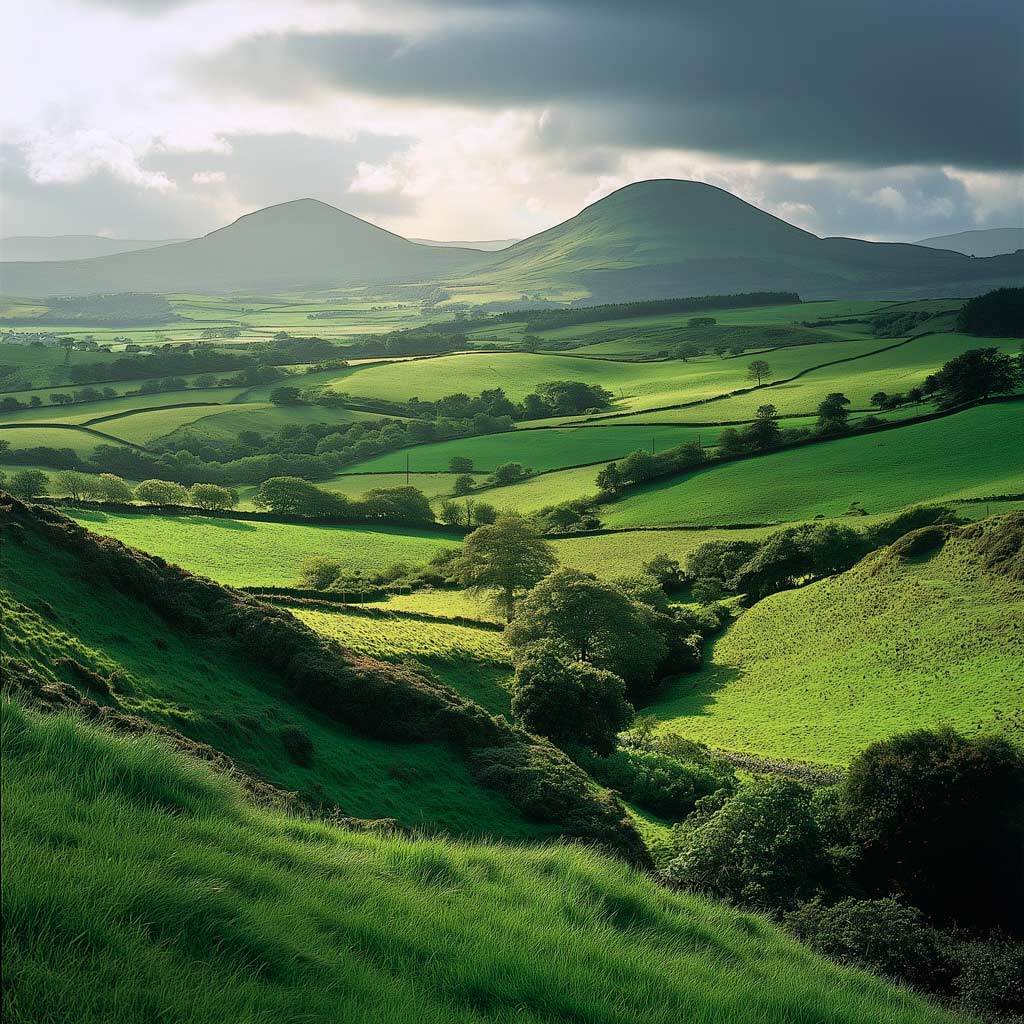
(2, 697, 955, 1024)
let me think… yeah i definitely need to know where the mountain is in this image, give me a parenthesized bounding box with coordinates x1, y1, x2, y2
(915, 227, 1024, 258)
(411, 237, 518, 251)
(0, 199, 492, 297)
(0, 234, 185, 262)
(462, 180, 1024, 302)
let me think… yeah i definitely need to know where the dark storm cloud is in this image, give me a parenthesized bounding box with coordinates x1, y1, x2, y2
(196, 0, 1023, 170)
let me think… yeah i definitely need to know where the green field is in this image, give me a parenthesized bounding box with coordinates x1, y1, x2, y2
(0, 424, 126, 456)
(0, 530, 532, 838)
(68, 511, 459, 586)
(601, 403, 1024, 527)
(648, 515, 1024, 765)
(2, 698, 953, 1024)
(294, 606, 511, 714)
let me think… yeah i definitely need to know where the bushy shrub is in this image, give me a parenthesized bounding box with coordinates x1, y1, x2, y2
(296, 556, 343, 590)
(280, 724, 314, 767)
(784, 898, 947, 990)
(665, 778, 831, 911)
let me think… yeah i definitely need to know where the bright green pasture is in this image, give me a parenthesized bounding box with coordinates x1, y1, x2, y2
(601, 403, 1024, 527)
(162, 403, 385, 442)
(348, 424, 724, 475)
(2, 698, 953, 1024)
(295, 606, 511, 715)
(0, 342, 118, 389)
(0, 387, 247, 426)
(603, 332, 1021, 424)
(330, 340, 902, 413)
(67, 511, 461, 587)
(0, 424, 123, 456)
(648, 516, 1024, 765)
(364, 588, 502, 623)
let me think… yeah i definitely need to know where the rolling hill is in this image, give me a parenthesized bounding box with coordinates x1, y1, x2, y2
(0, 495, 643, 856)
(461, 180, 1024, 302)
(915, 227, 1024, 258)
(1, 696, 956, 1024)
(649, 514, 1024, 765)
(0, 234, 185, 261)
(0, 200, 492, 297)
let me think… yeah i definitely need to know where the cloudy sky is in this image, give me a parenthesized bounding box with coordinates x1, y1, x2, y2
(2, 0, 1021, 243)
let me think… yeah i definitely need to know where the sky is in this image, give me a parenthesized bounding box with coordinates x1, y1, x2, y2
(2, 0, 1022, 243)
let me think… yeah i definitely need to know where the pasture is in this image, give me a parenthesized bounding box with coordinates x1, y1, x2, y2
(600, 403, 1024, 527)
(648, 515, 1024, 765)
(67, 510, 460, 587)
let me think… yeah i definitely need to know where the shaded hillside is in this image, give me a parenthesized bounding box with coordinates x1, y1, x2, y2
(0, 200, 491, 296)
(0, 235, 185, 261)
(465, 180, 1024, 301)
(916, 227, 1024, 258)
(1, 696, 959, 1024)
(0, 496, 643, 859)
(650, 514, 1024, 764)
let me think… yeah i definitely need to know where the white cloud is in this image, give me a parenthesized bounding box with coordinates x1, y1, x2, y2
(191, 170, 226, 184)
(24, 130, 176, 191)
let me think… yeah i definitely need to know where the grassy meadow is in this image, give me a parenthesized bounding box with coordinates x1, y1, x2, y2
(2, 698, 956, 1024)
(648, 516, 1024, 765)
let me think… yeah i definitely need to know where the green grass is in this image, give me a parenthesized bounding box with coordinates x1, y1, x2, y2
(294, 606, 511, 715)
(595, 332, 1020, 424)
(1, 697, 958, 1024)
(601, 403, 1024, 527)
(0, 424, 126, 456)
(648, 515, 1024, 765)
(66, 510, 461, 586)
(0, 536, 532, 839)
(348, 424, 728, 475)
(329, 339, 903, 415)
(166, 402, 386, 442)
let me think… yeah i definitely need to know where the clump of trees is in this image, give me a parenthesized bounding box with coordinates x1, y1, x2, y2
(252, 477, 435, 526)
(922, 346, 1022, 408)
(663, 727, 1024, 1021)
(596, 441, 706, 494)
(957, 287, 1024, 338)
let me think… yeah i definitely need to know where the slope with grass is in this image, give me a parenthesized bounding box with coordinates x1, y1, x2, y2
(601, 402, 1024, 527)
(66, 509, 461, 587)
(649, 515, 1024, 765)
(1, 698, 956, 1024)
(2, 497, 646, 853)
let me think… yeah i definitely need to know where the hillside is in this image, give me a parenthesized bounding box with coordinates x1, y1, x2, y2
(1, 697, 956, 1024)
(0, 496, 643, 856)
(649, 514, 1024, 765)
(0, 200, 491, 296)
(460, 180, 1024, 302)
(916, 227, 1024, 258)
(0, 234, 185, 261)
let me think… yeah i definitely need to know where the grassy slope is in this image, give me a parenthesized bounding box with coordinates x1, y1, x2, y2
(649, 515, 1024, 765)
(602, 403, 1024, 527)
(2, 698, 956, 1024)
(589, 332, 1019, 424)
(67, 510, 461, 587)
(293, 606, 512, 716)
(0, 531, 535, 839)
(0, 424, 126, 456)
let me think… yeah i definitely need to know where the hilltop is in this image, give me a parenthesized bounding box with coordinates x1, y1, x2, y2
(916, 227, 1024, 258)
(4, 182, 1022, 301)
(650, 514, 1024, 764)
(0, 200, 491, 296)
(466, 181, 1024, 302)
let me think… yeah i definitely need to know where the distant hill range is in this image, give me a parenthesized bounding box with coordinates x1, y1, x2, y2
(2, 181, 1022, 300)
(1, 234, 184, 261)
(0, 200, 490, 297)
(411, 237, 518, 251)
(915, 227, 1024, 258)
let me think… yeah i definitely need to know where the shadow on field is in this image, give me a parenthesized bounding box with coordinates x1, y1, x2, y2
(204, 518, 258, 531)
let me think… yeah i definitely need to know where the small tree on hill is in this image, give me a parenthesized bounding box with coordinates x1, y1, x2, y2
(90, 473, 133, 502)
(188, 483, 237, 510)
(490, 462, 528, 486)
(253, 476, 346, 518)
(927, 347, 1022, 408)
(449, 456, 474, 473)
(296, 555, 343, 590)
(453, 474, 475, 496)
(450, 514, 556, 621)
(510, 643, 633, 755)
(53, 469, 89, 501)
(438, 499, 466, 527)
(134, 479, 190, 505)
(747, 359, 771, 385)
(6, 469, 49, 499)
(816, 392, 851, 433)
(741, 404, 781, 450)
